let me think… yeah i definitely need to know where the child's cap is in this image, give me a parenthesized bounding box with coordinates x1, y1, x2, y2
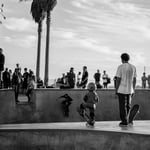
(87, 82, 97, 91)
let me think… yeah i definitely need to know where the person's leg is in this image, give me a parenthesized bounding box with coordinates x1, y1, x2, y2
(16, 84, 20, 102)
(79, 103, 86, 117)
(0, 71, 1, 89)
(126, 94, 132, 116)
(14, 85, 19, 102)
(89, 108, 95, 126)
(118, 93, 128, 125)
(103, 83, 105, 88)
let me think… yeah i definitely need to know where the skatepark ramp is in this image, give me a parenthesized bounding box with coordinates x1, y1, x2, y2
(0, 121, 150, 150)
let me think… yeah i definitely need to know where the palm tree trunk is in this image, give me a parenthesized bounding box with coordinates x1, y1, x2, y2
(44, 10, 50, 87)
(36, 20, 42, 82)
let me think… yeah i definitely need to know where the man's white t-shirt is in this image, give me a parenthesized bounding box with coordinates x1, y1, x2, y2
(116, 63, 137, 94)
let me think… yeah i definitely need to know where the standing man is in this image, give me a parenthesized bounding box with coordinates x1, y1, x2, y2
(141, 72, 147, 88)
(0, 48, 5, 89)
(147, 74, 150, 88)
(102, 70, 108, 89)
(67, 67, 76, 88)
(94, 69, 101, 88)
(115, 53, 136, 126)
(2, 68, 10, 89)
(80, 66, 88, 89)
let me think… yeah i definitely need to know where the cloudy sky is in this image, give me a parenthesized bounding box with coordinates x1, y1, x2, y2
(1, 0, 150, 85)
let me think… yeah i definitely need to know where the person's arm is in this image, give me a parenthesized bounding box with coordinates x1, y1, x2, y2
(81, 72, 88, 83)
(115, 77, 121, 94)
(133, 67, 137, 91)
(115, 66, 121, 94)
(83, 94, 88, 102)
(133, 77, 136, 90)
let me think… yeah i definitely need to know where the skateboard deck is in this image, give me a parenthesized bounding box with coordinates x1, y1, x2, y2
(77, 107, 95, 127)
(77, 107, 90, 122)
(128, 104, 140, 124)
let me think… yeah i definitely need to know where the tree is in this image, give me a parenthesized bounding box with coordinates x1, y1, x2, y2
(30, 0, 46, 82)
(39, 0, 57, 87)
(20, 0, 57, 87)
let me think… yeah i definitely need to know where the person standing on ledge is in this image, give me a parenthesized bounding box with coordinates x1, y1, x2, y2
(0, 48, 5, 89)
(115, 53, 137, 126)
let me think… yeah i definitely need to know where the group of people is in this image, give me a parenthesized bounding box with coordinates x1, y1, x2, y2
(56, 66, 88, 89)
(1, 63, 37, 103)
(78, 53, 137, 127)
(56, 66, 111, 89)
(0, 48, 144, 127)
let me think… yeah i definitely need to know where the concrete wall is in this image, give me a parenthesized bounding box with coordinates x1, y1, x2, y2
(0, 129, 150, 150)
(0, 89, 150, 123)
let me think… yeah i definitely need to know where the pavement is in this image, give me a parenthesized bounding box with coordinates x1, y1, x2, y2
(0, 121, 150, 150)
(0, 120, 150, 134)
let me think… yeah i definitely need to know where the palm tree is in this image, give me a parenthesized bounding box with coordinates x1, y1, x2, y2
(30, 0, 46, 82)
(39, 0, 57, 87)
(20, 0, 57, 87)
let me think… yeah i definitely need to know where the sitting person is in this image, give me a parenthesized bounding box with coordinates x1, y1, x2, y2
(37, 77, 44, 88)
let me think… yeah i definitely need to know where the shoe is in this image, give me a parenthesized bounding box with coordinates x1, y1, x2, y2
(15, 100, 19, 103)
(128, 122, 133, 126)
(86, 122, 94, 128)
(119, 121, 128, 127)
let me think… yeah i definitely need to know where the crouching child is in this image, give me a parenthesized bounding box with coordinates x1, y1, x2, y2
(78, 82, 99, 127)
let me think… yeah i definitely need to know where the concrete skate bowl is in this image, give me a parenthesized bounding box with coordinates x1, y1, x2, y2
(0, 122, 150, 150)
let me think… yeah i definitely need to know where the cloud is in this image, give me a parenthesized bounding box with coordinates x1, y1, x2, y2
(71, 0, 93, 8)
(131, 52, 146, 65)
(51, 27, 120, 56)
(3, 35, 37, 48)
(70, 0, 150, 40)
(4, 17, 36, 32)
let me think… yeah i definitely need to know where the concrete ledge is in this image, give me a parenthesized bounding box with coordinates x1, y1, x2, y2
(0, 121, 150, 150)
(0, 89, 150, 123)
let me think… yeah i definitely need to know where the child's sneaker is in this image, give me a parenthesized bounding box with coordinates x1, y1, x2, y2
(86, 122, 94, 128)
(119, 121, 128, 127)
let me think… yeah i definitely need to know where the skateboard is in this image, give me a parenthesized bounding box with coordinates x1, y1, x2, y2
(128, 104, 140, 124)
(77, 107, 94, 127)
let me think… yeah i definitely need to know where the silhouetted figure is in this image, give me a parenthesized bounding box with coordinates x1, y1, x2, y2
(22, 68, 29, 93)
(102, 70, 108, 89)
(2, 68, 10, 89)
(57, 73, 69, 89)
(141, 72, 147, 89)
(80, 66, 88, 89)
(94, 69, 102, 89)
(0, 48, 5, 88)
(76, 72, 81, 88)
(12, 68, 22, 103)
(113, 76, 117, 89)
(26, 75, 35, 102)
(29, 69, 35, 81)
(37, 77, 44, 88)
(58, 94, 73, 117)
(147, 74, 150, 88)
(67, 67, 76, 88)
(9, 69, 12, 88)
(15, 63, 21, 71)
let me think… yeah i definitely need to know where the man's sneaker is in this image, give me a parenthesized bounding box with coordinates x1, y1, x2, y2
(119, 121, 128, 127)
(128, 122, 133, 126)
